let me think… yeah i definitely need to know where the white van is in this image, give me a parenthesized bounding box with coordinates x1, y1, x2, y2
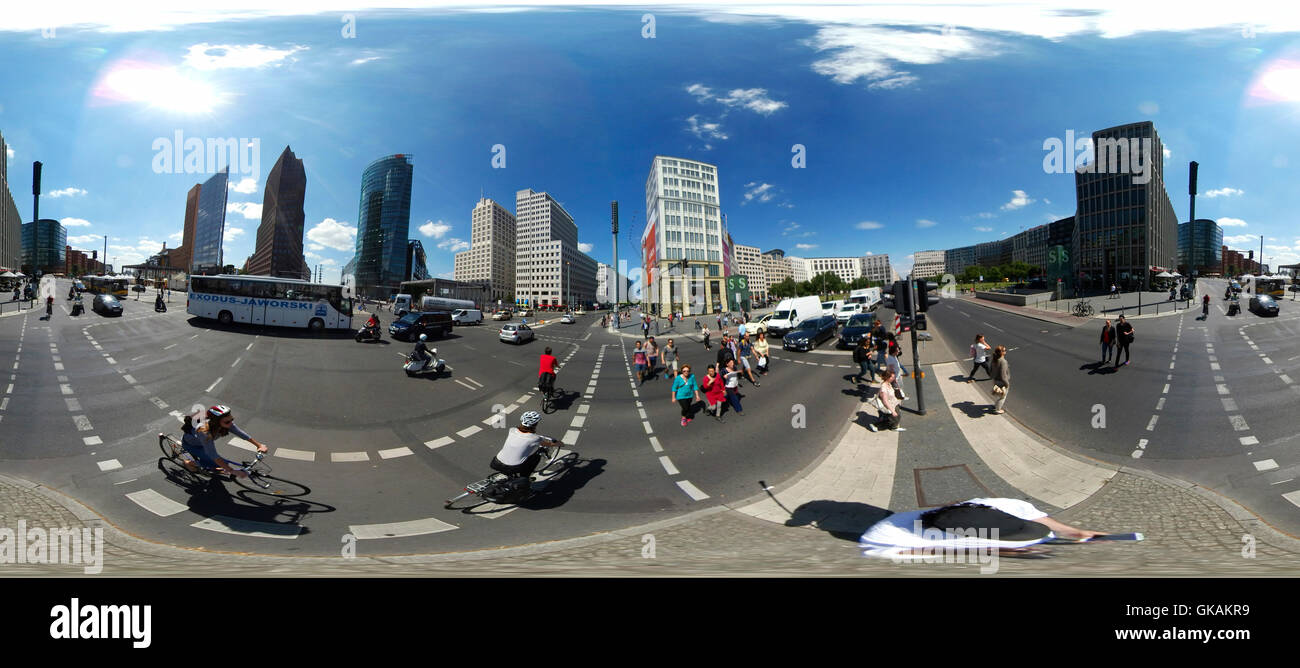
(835, 302, 863, 323)
(821, 299, 844, 317)
(452, 308, 483, 325)
(766, 296, 822, 336)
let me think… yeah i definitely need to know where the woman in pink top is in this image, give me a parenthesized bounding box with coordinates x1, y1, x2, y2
(867, 369, 905, 432)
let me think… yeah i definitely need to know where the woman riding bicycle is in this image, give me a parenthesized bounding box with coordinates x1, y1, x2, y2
(491, 411, 559, 480)
(181, 405, 269, 478)
(538, 347, 559, 395)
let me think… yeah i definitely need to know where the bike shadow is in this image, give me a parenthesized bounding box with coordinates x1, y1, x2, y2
(520, 456, 607, 510)
(157, 458, 335, 533)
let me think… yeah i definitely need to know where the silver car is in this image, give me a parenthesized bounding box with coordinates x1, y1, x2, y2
(499, 323, 535, 344)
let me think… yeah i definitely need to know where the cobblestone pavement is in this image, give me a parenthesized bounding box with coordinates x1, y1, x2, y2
(2, 471, 1294, 576)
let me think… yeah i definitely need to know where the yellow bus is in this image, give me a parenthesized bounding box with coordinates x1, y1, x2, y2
(1255, 277, 1286, 298)
(84, 276, 130, 298)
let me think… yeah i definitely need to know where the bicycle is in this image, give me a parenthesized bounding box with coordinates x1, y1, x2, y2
(444, 442, 574, 510)
(158, 433, 303, 495)
(1072, 300, 1095, 317)
(539, 374, 563, 414)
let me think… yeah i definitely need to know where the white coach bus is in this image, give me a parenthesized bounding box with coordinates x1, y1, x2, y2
(188, 275, 353, 331)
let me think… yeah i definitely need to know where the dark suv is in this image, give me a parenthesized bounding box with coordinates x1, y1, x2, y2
(389, 311, 453, 341)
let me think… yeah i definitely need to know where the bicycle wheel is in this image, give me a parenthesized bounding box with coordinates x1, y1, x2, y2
(159, 434, 181, 459)
(236, 468, 309, 496)
(537, 449, 576, 477)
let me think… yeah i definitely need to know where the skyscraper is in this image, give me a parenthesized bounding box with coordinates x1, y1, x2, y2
(247, 146, 309, 280)
(642, 156, 725, 314)
(406, 239, 430, 282)
(21, 219, 66, 274)
(513, 188, 596, 308)
(0, 131, 21, 271)
(1073, 121, 1178, 291)
(354, 154, 413, 298)
(1178, 219, 1222, 276)
(454, 197, 517, 305)
(190, 167, 229, 274)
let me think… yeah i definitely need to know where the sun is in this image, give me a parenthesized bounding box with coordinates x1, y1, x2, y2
(92, 59, 224, 112)
(1248, 59, 1300, 104)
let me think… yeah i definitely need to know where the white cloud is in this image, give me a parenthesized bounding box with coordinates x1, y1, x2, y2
(685, 115, 728, 142)
(976, 212, 995, 219)
(228, 177, 258, 194)
(350, 56, 383, 66)
(807, 25, 991, 90)
(4, 145, 12, 159)
(169, 231, 183, 241)
(1203, 187, 1243, 198)
(795, 243, 818, 250)
(227, 201, 263, 220)
(437, 271, 455, 280)
(742, 182, 776, 203)
(320, 258, 338, 266)
(1163, 146, 1172, 159)
(61, 217, 92, 227)
(419, 220, 451, 239)
(305, 251, 324, 261)
(1218, 217, 1248, 227)
(1000, 190, 1033, 211)
(68, 234, 100, 246)
(686, 84, 787, 115)
(578, 242, 594, 253)
(855, 221, 884, 230)
(916, 219, 937, 228)
(974, 226, 994, 233)
(184, 43, 307, 70)
(1224, 234, 1255, 245)
(48, 187, 87, 198)
(308, 243, 325, 252)
(306, 218, 356, 252)
(223, 227, 244, 242)
(1138, 101, 1159, 115)
(437, 238, 470, 253)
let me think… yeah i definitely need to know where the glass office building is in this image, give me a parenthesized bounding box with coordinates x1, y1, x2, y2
(1072, 121, 1178, 292)
(406, 239, 429, 281)
(190, 167, 229, 273)
(1178, 219, 1222, 276)
(355, 154, 413, 299)
(21, 219, 66, 274)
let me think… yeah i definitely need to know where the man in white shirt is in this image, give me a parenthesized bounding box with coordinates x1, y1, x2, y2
(490, 411, 560, 479)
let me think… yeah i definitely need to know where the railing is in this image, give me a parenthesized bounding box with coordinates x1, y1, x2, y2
(0, 298, 32, 315)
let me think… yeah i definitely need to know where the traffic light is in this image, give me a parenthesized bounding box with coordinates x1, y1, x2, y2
(914, 279, 939, 312)
(914, 313, 928, 331)
(882, 280, 912, 316)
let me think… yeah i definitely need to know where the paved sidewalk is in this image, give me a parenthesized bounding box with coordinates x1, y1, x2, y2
(960, 289, 1201, 327)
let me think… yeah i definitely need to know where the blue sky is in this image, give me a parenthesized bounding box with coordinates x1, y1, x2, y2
(2, 2, 1299, 279)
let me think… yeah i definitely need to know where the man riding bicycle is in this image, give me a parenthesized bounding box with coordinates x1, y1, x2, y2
(491, 411, 560, 480)
(180, 405, 269, 478)
(538, 346, 559, 396)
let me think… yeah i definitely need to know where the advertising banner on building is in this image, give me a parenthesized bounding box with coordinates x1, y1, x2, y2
(725, 274, 751, 312)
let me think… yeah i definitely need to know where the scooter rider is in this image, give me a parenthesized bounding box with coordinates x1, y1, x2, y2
(155, 291, 166, 312)
(411, 333, 432, 364)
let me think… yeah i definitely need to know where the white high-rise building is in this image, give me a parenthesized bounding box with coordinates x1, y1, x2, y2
(761, 249, 791, 292)
(513, 188, 597, 308)
(642, 156, 727, 314)
(454, 197, 516, 305)
(911, 250, 946, 279)
(732, 243, 766, 300)
(805, 256, 863, 284)
(787, 256, 810, 283)
(860, 253, 893, 283)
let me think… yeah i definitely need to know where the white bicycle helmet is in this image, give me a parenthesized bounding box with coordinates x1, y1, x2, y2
(419, 333, 428, 341)
(520, 411, 542, 427)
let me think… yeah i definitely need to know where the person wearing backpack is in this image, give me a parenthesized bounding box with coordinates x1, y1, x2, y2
(852, 338, 875, 384)
(716, 334, 735, 369)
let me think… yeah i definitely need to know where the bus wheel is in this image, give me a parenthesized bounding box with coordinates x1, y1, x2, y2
(217, 310, 233, 326)
(308, 318, 324, 332)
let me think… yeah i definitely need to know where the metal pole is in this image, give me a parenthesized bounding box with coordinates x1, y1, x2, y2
(908, 277, 925, 416)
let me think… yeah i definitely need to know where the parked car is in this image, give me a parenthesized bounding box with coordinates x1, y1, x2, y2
(492, 310, 512, 321)
(389, 311, 452, 340)
(92, 294, 123, 316)
(837, 312, 877, 348)
(499, 323, 535, 344)
(1249, 294, 1279, 317)
(131, 284, 147, 293)
(782, 315, 837, 352)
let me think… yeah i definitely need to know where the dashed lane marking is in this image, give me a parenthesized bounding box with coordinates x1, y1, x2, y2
(150, 397, 168, 410)
(83, 435, 102, 446)
(378, 446, 414, 459)
(675, 480, 710, 501)
(1254, 459, 1279, 472)
(126, 489, 189, 517)
(659, 456, 679, 475)
(275, 448, 316, 462)
(349, 517, 458, 539)
(205, 377, 222, 393)
(97, 459, 122, 472)
(425, 436, 454, 449)
(330, 451, 370, 462)
(457, 425, 482, 438)
(1240, 436, 1260, 446)
(1229, 415, 1249, 431)
(73, 415, 93, 431)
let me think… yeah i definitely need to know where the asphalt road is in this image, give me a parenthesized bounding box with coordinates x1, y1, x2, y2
(0, 280, 864, 555)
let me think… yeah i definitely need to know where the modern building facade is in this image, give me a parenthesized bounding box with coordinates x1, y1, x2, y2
(190, 167, 229, 274)
(21, 219, 66, 274)
(1073, 121, 1178, 291)
(642, 156, 727, 314)
(760, 249, 792, 292)
(1177, 219, 1222, 276)
(406, 239, 430, 282)
(0, 131, 21, 271)
(860, 254, 893, 283)
(453, 197, 517, 305)
(64, 246, 104, 276)
(1221, 246, 1260, 276)
(787, 256, 810, 283)
(514, 188, 597, 308)
(805, 256, 863, 284)
(911, 250, 946, 279)
(354, 154, 414, 299)
(247, 146, 310, 280)
(732, 243, 766, 301)
(398, 277, 491, 306)
(945, 246, 975, 277)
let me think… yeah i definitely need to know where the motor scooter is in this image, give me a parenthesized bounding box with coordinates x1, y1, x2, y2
(403, 353, 446, 377)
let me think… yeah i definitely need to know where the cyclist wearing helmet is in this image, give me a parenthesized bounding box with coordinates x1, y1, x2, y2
(491, 411, 560, 479)
(180, 405, 269, 478)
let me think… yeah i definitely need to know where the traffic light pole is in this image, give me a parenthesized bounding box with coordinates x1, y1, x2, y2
(907, 276, 925, 415)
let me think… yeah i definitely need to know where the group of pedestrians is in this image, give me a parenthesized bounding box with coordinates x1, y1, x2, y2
(657, 326, 771, 427)
(961, 333, 1011, 415)
(1098, 316, 1134, 368)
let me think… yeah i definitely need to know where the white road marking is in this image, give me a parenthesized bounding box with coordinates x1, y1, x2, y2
(205, 377, 222, 393)
(648, 436, 663, 453)
(330, 451, 370, 462)
(425, 436, 454, 449)
(1162, 384, 1170, 394)
(164, 344, 177, 350)
(83, 436, 103, 446)
(1155, 398, 1165, 411)
(1146, 416, 1158, 431)
(231, 357, 241, 367)
(642, 421, 653, 434)
(246, 342, 255, 351)
(1216, 384, 1230, 395)
(378, 446, 414, 459)
(1240, 436, 1260, 446)
(675, 480, 710, 501)
(1210, 362, 1221, 371)
(54, 362, 64, 370)
(125, 489, 188, 517)
(577, 404, 591, 415)
(123, 374, 137, 384)
(1222, 398, 1239, 411)
(570, 415, 586, 428)
(275, 448, 316, 461)
(151, 397, 168, 409)
(1229, 415, 1250, 431)
(454, 379, 476, 391)
(1262, 357, 1273, 364)
(457, 425, 482, 438)
(1254, 459, 1279, 472)
(349, 518, 458, 539)
(563, 429, 581, 445)
(73, 415, 93, 431)
(659, 456, 679, 475)
(97, 459, 122, 472)
(1282, 375, 1294, 385)
(60, 384, 73, 395)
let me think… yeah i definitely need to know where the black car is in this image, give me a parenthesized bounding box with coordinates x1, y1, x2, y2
(783, 315, 837, 352)
(389, 310, 453, 340)
(837, 312, 878, 348)
(1249, 295, 1279, 317)
(92, 294, 123, 316)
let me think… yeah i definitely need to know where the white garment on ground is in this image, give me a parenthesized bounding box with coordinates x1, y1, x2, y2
(858, 497, 1051, 559)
